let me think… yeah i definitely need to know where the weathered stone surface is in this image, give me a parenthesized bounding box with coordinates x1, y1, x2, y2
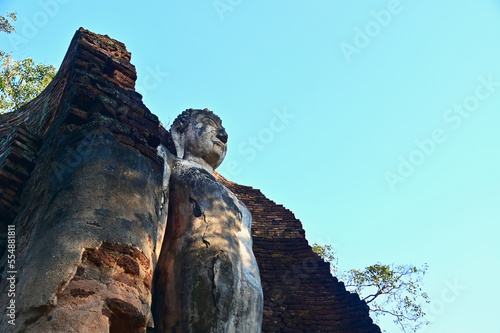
(0, 28, 163, 332)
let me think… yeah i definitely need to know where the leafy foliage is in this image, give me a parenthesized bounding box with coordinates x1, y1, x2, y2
(311, 243, 335, 262)
(0, 12, 56, 114)
(0, 52, 56, 113)
(0, 12, 16, 34)
(311, 243, 338, 275)
(312, 243, 429, 333)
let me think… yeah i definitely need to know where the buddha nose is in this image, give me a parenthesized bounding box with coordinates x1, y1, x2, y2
(216, 129, 228, 144)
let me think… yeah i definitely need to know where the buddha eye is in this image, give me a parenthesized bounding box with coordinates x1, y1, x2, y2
(202, 117, 220, 129)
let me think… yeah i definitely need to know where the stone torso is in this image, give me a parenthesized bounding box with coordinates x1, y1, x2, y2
(153, 158, 263, 333)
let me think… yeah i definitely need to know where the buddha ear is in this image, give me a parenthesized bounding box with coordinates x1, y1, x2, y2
(171, 123, 185, 158)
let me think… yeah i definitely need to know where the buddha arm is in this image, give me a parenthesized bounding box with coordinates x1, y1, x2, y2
(155, 144, 174, 262)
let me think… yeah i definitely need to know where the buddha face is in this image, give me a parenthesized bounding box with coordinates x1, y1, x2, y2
(173, 110, 228, 171)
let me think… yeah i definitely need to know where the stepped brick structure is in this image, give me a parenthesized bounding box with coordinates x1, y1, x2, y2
(0, 28, 380, 332)
(217, 175, 380, 332)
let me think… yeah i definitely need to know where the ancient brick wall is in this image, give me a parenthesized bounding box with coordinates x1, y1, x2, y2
(217, 175, 380, 333)
(0, 28, 380, 332)
(0, 123, 40, 260)
(0, 28, 164, 332)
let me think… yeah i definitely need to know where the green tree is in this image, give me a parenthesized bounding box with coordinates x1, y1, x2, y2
(0, 12, 16, 33)
(0, 12, 56, 114)
(312, 243, 429, 333)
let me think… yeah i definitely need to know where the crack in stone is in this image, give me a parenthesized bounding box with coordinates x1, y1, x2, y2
(211, 255, 218, 314)
(189, 197, 210, 248)
(201, 212, 210, 248)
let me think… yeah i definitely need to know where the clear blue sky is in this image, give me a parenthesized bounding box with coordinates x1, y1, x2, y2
(2, 1, 500, 332)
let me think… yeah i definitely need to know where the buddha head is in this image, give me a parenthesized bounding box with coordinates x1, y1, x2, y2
(170, 108, 228, 172)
